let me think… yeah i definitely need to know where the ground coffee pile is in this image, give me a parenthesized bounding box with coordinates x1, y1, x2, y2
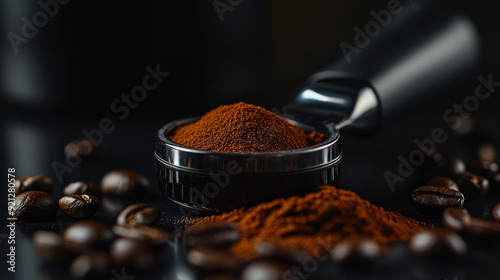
(195, 186, 424, 259)
(169, 102, 322, 152)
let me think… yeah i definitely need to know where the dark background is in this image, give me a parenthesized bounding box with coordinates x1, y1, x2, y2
(1, 0, 500, 279)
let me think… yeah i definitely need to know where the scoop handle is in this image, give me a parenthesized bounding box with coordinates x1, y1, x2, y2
(291, 2, 480, 132)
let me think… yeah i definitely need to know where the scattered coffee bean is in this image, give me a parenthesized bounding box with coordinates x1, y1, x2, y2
(187, 247, 244, 275)
(411, 186, 464, 215)
(59, 195, 100, 219)
(65, 139, 97, 159)
(33, 231, 75, 263)
(9, 191, 57, 222)
(253, 241, 309, 265)
(116, 203, 160, 226)
(331, 238, 382, 266)
(70, 249, 111, 278)
(14, 175, 53, 195)
(456, 172, 489, 199)
(110, 238, 155, 270)
(462, 218, 500, 242)
(240, 260, 288, 280)
(100, 170, 150, 197)
(63, 181, 101, 197)
(112, 224, 170, 247)
(493, 203, 500, 222)
(185, 222, 240, 249)
(478, 143, 497, 163)
(63, 220, 114, 253)
(442, 207, 471, 232)
(436, 158, 466, 178)
(426, 177, 459, 191)
(465, 160, 499, 176)
(409, 229, 466, 258)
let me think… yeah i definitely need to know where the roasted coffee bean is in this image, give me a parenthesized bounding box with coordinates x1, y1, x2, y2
(33, 231, 75, 263)
(110, 238, 155, 270)
(185, 222, 240, 249)
(100, 169, 150, 197)
(63, 220, 114, 253)
(331, 238, 382, 266)
(478, 143, 497, 163)
(59, 195, 100, 219)
(240, 260, 288, 280)
(63, 181, 101, 197)
(411, 186, 464, 215)
(436, 158, 466, 178)
(14, 175, 53, 195)
(112, 224, 170, 246)
(116, 203, 160, 226)
(442, 207, 471, 232)
(426, 177, 459, 191)
(456, 172, 489, 199)
(64, 139, 97, 159)
(462, 218, 500, 242)
(253, 241, 309, 265)
(493, 203, 500, 222)
(187, 247, 245, 275)
(409, 230, 466, 258)
(70, 249, 111, 278)
(9, 191, 57, 222)
(466, 160, 499, 176)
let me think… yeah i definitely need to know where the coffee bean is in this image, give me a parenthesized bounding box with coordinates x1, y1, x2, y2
(63, 181, 101, 197)
(9, 191, 57, 222)
(110, 238, 155, 270)
(59, 195, 100, 219)
(426, 177, 459, 191)
(456, 172, 489, 199)
(437, 158, 466, 178)
(240, 260, 288, 280)
(409, 229, 466, 258)
(442, 207, 471, 232)
(33, 231, 75, 263)
(100, 170, 150, 197)
(15, 175, 53, 195)
(116, 203, 160, 226)
(331, 238, 382, 266)
(112, 224, 170, 247)
(466, 160, 499, 176)
(253, 241, 309, 265)
(187, 247, 244, 275)
(63, 220, 114, 253)
(65, 139, 97, 159)
(493, 203, 500, 222)
(462, 218, 500, 242)
(411, 186, 464, 215)
(70, 249, 111, 278)
(478, 143, 497, 163)
(185, 222, 240, 249)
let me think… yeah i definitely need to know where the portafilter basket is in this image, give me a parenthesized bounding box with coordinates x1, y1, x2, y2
(156, 117, 341, 212)
(155, 2, 480, 212)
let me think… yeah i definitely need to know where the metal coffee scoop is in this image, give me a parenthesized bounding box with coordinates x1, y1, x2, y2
(155, 2, 480, 212)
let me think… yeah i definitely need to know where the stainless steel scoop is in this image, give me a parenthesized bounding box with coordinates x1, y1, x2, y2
(155, 2, 480, 212)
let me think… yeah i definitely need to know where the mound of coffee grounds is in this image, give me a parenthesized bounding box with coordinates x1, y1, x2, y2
(192, 186, 424, 259)
(169, 102, 323, 153)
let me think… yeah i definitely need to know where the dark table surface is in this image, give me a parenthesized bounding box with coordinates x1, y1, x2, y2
(2, 102, 500, 280)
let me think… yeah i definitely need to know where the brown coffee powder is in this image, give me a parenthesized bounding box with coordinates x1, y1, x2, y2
(192, 186, 424, 259)
(169, 102, 323, 153)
